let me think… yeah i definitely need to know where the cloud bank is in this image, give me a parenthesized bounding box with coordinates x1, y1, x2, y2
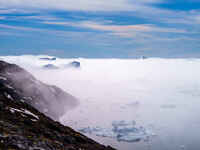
(1, 55, 200, 150)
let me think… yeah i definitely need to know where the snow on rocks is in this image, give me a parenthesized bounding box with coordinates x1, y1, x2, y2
(5, 84, 14, 89)
(0, 76, 7, 81)
(23, 109, 39, 120)
(9, 107, 39, 120)
(4, 92, 14, 100)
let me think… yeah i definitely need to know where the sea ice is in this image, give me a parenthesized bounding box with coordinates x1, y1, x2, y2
(79, 120, 154, 143)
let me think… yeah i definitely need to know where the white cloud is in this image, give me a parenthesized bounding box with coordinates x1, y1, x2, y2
(20, 15, 58, 21)
(161, 10, 200, 25)
(0, 0, 162, 11)
(0, 24, 43, 31)
(43, 21, 190, 38)
(0, 8, 39, 14)
(1, 55, 200, 150)
(1, 0, 199, 33)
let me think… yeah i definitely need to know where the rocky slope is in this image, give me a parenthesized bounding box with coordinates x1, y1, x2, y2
(0, 60, 116, 150)
(0, 60, 78, 121)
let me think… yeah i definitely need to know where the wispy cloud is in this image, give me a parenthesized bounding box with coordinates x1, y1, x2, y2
(0, 23, 101, 39)
(0, 16, 5, 20)
(43, 21, 190, 38)
(0, 0, 162, 12)
(44, 21, 151, 31)
(161, 10, 200, 25)
(1, 0, 199, 28)
(0, 0, 199, 58)
(19, 15, 58, 21)
(81, 22, 188, 33)
(0, 24, 42, 31)
(193, 15, 200, 24)
(0, 8, 38, 14)
(80, 22, 151, 32)
(0, 8, 19, 14)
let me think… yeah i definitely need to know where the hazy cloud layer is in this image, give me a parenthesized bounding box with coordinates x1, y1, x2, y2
(1, 55, 200, 149)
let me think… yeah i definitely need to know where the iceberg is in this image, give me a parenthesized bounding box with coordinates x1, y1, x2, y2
(79, 120, 155, 143)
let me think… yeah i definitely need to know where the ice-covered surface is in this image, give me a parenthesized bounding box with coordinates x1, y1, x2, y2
(79, 120, 155, 142)
(1, 55, 200, 150)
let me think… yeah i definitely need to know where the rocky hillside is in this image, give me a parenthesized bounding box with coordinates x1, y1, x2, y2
(0, 61, 116, 150)
(0, 60, 78, 121)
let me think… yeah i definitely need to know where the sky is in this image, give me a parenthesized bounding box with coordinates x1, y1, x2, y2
(0, 0, 200, 58)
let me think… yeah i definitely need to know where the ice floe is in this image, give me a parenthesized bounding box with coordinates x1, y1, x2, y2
(79, 120, 155, 143)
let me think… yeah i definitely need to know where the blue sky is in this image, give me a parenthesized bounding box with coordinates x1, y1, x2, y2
(0, 0, 200, 58)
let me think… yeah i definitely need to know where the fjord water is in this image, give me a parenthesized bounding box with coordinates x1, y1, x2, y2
(2, 56, 200, 150)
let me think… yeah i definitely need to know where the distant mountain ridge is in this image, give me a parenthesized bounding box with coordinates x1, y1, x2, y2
(0, 60, 116, 150)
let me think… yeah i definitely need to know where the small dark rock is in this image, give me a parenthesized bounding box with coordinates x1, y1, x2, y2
(43, 64, 59, 69)
(40, 57, 57, 61)
(63, 136, 76, 144)
(68, 61, 81, 68)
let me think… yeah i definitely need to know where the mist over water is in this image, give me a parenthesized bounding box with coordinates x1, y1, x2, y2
(1, 55, 200, 150)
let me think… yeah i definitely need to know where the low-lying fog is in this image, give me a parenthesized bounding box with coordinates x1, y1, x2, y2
(1, 55, 200, 150)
